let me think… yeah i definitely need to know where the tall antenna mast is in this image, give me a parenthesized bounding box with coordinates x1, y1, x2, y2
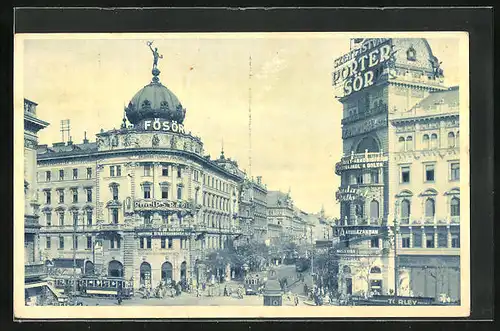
(60, 119, 71, 143)
(248, 55, 252, 179)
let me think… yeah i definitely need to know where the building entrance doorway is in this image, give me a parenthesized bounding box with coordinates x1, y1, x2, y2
(346, 278, 353, 295)
(140, 262, 152, 289)
(370, 279, 383, 295)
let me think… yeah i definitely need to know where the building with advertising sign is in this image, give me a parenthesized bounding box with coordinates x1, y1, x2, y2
(332, 38, 461, 303)
(35, 56, 256, 290)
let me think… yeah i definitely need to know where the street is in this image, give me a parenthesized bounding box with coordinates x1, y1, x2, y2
(75, 264, 313, 306)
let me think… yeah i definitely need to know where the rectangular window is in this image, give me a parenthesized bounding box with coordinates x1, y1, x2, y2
(144, 185, 151, 199)
(112, 186, 119, 200)
(73, 168, 78, 180)
(161, 236, 166, 249)
(177, 167, 182, 178)
(46, 213, 52, 226)
(450, 163, 460, 181)
(177, 186, 182, 200)
(161, 187, 169, 199)
(451, 235, 460, 248)
(86, 188, 92, 202)
(371, 171, 379, 184)
(110, 166, 115, 177)
(402, 236, 411, 248)
(180, 239, 184, 249)
(146, 237, 152, 249)
(370, 237, 379, 248)
(72, 189, 78, 203)
(87, 210, 92, 225)
(144, 165, 152, 176)
(110, 238, 115, 249)
(112, 209, 119, 224)
(58, 190, 64, 203)
(401, 166, 410, 183)
(46, 237, 51, 249)
(74, 236, 78, 250)
(425, 164, 435, 182)
(59, 169, 64, 180)
(162, 166, 169, 176)
(194, 170, 199, 182)
(73, 212, 79, 226)
(413, 231, 422, 248)
(46, 171, 51, 182)
(46, 191, 51, 204)
(356, 173, 364, 184)
(426, 234, 435, 248)
(438, 232, 448, 248)
(87, 236, 92, 249)
(116, 165, 122, 177)
(168, 238, 173, 249)
(59, 212, 65, 226)
(117, 238, 121, 249)
(59, 237, 64, 249)
(86, 167, 92, 179)
(140, 238, 145, 249)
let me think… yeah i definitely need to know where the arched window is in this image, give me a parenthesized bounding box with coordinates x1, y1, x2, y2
(430, 133, 438, 149)
(140, 262, 152, 286)
(401, 199, 411, 220)
(425, 198, 435, 218)
(162, 261, 173, 283)
(356, 136, 380, 153)
(370, 200, 379, 220)
(451, 197, 460, 217)
(406, 136, 413, 151)
(342, 265, 351, 274)
(448, 132, 456, 148)
(354, 203, 364, 219)
(422, 134, 430, 150)
(108, 260, 123, 277)
(85, 261, 95, 275)
(180, 261, 187, 282)
(398, 136, 405, 152)
(370, 266, 382, 274)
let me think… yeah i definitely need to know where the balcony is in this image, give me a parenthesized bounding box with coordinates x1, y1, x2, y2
(25, 263, 46, 279)
(337, 217, 384, 227)
(341, 104, 388, 125)
(399, 217, 460, 226)
(335, 152, 387, 175)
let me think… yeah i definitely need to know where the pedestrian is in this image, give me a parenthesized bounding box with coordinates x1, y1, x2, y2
(224, 285, 228, 297)
(304, 284, 308, 295)
(294, 294, 299, 306)
(202, 282, 206, 291)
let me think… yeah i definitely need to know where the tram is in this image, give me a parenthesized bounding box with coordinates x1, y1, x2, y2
(51, 276, 133, 298)
(244, 272, 266, 295)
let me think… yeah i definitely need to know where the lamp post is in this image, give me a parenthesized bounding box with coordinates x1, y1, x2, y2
(393, 201, 400, 300)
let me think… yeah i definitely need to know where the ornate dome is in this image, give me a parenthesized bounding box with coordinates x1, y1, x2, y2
(125, 69, 186, 125)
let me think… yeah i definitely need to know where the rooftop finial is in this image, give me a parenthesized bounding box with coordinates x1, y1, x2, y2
(147, 41, 163, 83)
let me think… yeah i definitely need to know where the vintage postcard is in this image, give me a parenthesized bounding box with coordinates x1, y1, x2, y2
(14, 31, 470, 319)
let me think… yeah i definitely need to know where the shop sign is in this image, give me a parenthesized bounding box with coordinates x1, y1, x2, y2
(142, 118, 187, 135)
(134, 199, 193, 211)
(332, 38, 394, 97)
(335, 226, 380, 238)
(336, 161, 384, 173)
(336, 186, 367, 202)
(335, 248, 359, 255)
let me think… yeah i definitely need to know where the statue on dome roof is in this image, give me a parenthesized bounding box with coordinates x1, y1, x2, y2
(147, 41, 163, 71)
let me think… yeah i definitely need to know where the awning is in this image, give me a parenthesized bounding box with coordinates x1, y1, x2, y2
(52, 258, 85, 269)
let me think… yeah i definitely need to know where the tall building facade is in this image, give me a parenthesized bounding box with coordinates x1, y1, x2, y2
(332, 38, 461, 302)
(36, 62, 248, 290)
(237, 176, 268, 244)
(24, 98, 50, 305)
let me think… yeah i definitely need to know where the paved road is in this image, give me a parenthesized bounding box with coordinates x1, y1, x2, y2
(274, 264, 313, 297)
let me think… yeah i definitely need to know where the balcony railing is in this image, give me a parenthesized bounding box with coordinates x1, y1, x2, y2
(25, 263, 46, 279)
(336, 217, 384, 226)
(341, 104, 388, 125)
(398, 217, 460, 226)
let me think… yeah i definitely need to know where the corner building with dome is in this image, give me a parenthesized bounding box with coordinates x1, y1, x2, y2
(36, 63, 250, 290)
(332, 38, 461, 302)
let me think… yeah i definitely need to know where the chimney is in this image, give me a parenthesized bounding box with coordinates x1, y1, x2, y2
(67, 136, 73, 145)
(83, 131, 89, 144)
(256, 176, 262, 185)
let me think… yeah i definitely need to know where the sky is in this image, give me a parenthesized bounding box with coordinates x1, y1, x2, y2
(20, 33, 461, 217)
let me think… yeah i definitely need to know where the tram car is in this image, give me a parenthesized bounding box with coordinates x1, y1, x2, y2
(244, 272, 266, 295)
(51, 276, 133, 298)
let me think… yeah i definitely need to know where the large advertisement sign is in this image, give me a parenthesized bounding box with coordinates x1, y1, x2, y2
(332, 38, 394, 97)
(335, 226, 381, 239)
(335, 186, 367, 202)
(141, 118, 187, 135)
(133, 199, 193, 211)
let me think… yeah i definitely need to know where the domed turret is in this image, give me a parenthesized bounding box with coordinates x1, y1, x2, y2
(125, 43, 187, 125)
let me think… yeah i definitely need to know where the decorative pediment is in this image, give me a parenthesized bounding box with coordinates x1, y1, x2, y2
(396, 189, 413, 198)
(444, 188, 460, 196)
(109, 182, 120, 188)
(106, 200, 123, 208)
(420, 188, 438, 197)
(54, 206, 66, 212)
